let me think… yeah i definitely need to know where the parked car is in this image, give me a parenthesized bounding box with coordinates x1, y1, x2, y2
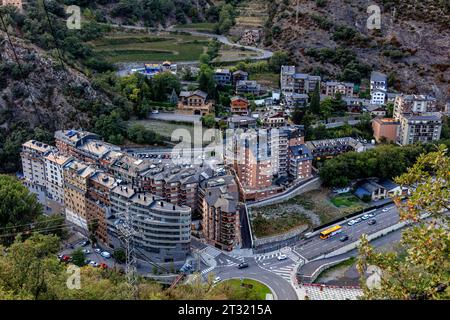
(354, 218, 362, 224)
(382, 207, 390, 212)
(82, 249, 90, 254)
(361, 214, 370, 220)
(368, 213, 376, 218)
(99, 263, 108, 269)
(237, 262, 249, 269)
(80, 240, 90, 247)
(340, 235, 349, 242)
(213, 276, 222, 284)
(89, 261, 99, 267)
(94, 248, 101, 253)
(277, 254, 287, 261)
(61, 255, 72, 263)
(368, 219, 377, 225)
(347, 220, 356, 226)
(101, 251, 111, 259)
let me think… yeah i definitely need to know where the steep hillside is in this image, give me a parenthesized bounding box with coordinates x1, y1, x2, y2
(0, 32, 113, 172)
(263, 0, 450, 103)
(63, 0, 217, 27)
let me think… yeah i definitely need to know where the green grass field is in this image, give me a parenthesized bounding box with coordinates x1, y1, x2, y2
(89, 33, 210, 63)
(220, 279, 272, 300)
(330, 193, 361, 208)
(174, 22, 217, 32)
(128, 119, 194, 140)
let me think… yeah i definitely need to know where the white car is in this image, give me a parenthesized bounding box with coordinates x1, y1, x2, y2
(89, 261, 98, 267)
(94, 248, 101, 253)
(212, 276, 222, 284)
(361, 214, 370, 220)
(101, 251, 111, 259)
(277, 254, 287, 261)
(382, 208, 390, 212)
(82, 249, 91, 254)
(347, 220, 356, 226)
(152, 110, 159, 114)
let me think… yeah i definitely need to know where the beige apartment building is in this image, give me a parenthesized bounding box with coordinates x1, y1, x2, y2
(397, 114, 442, 146)
(324, 81, 355, 98)
(63, 160, 96, 231)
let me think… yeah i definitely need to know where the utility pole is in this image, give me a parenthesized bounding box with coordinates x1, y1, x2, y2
(296, 0, 300, 25)
(118, 202, 138, 298)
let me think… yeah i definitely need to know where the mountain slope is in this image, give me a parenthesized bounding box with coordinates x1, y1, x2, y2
(263, 0, 449, 103)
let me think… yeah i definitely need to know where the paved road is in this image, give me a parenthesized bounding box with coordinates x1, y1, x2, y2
(110, 24, 273, 76)
(298, 228, 403, 280)
(294, 204, 399, 261)
(214, 260, 298, 300)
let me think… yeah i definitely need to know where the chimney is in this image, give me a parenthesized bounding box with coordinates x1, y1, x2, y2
(125, 187, 128, 192)
(160, 201, 164, 207)
(138, 194, 141, 199)
(144, 196, 147, 201)
(173, 205, 176, 211)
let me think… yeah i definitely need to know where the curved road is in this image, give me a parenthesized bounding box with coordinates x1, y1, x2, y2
(109, 24, 273, 76)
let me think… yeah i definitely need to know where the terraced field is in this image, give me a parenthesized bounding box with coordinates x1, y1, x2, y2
(234, 0, 268, 29)
(88, 32, 210, 63)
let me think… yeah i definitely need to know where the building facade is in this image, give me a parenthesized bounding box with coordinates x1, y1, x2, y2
(200, 175, 240, 251)
(177, 90, 214, 115)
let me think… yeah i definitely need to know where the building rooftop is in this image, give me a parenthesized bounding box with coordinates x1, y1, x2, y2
(23, 140, 55, 154)
(44, 153, 72, 166)
(179, 90, 208, 99)
(54, 130, 99, 147)
(78, 140, 119, 159)
(90, 171, 117, 189)
(289, 144, 313, 160)
(111, 184, 136, 199)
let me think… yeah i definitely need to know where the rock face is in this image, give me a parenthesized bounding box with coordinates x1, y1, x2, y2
(0, 32, 110, 132)
(264, 0, 450, 104)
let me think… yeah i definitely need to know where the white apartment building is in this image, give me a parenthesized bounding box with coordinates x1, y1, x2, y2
(370, 72, 387, 105)
(44, 153, 72, 204)
(393, 95, 438, 120)
(21, 140, 56, 187)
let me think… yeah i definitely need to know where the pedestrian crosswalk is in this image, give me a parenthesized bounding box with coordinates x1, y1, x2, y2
(255, 250, 302, 263)
(201, 266, 215, 275)
(269, 264, 295, 282)
(201, 246, 222, 258)
(255, 252, 282, 261)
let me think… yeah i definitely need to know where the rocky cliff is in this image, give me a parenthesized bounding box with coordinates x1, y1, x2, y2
(263, 0, 449, 103)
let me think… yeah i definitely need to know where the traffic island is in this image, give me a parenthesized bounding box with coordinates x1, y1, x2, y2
(218, 279, 273, 300)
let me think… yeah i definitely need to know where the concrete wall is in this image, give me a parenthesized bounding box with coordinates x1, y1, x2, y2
(247, 177, 321, 208)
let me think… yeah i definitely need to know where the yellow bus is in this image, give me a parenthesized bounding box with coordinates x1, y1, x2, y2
(320, 225, 343, 239)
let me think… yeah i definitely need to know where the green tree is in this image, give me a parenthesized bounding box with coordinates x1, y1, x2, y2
(71, 248, 86, 267)
(268, 51, 288, 73)
(201, 114, 216, 128)
(198, 65, 216, 97)
(152, 72, 181, 102)
(357, 146, 450, 300)
(112, 248, 126, 263)
(0, 175, 43, 245)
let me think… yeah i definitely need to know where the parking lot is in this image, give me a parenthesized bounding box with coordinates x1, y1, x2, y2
(58, 237, 123, 270)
